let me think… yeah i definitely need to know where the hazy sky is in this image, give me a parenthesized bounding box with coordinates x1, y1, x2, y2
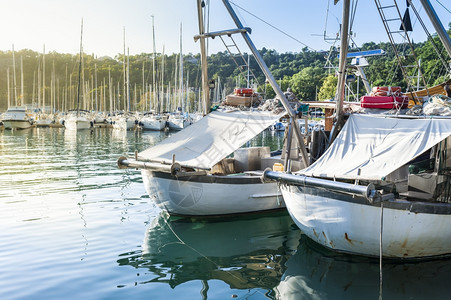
(0, 0, 449, 57)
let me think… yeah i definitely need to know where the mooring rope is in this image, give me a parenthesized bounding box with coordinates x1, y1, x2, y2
(379, 201, 384, 300)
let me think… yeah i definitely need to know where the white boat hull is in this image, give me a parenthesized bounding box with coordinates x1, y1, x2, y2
(64, 117, 92, 130)
(112, 118, 136, 130)
(281, 185, 451, 259)
(142, 170, 285, 216)
(168, 118, 190, 130)
(141, 118, 166, 131)
(3, 120, 33, 129)
(3, 106, 33, 129)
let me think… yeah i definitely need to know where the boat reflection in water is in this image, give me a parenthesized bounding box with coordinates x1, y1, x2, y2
(275, 236, 451, 299)
(118, 211, 300, 296)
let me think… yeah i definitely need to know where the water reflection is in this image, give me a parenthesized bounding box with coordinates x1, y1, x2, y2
(276, 236, 451, 299)
(117, 211, 301, 296)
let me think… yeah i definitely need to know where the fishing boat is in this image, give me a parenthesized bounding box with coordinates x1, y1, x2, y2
(117, 0, 310, 216)
(119, 109, 288, 216)
(265, 114, 451, 259)
(2, 106, 33, 129)
(263, 0, 451, 259)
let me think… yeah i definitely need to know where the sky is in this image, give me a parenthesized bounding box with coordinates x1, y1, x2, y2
(0, 0, 449, 58)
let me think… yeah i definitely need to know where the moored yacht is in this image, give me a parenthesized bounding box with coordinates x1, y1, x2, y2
(2, 106, 33, 129)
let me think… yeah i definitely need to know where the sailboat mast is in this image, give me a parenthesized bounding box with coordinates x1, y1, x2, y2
(12, 45, 17, 106)
(151, 15, 157, 112)
(43, 45, 46, 112)
(127, 47, 131, 112)
(7, 68, 10, 108)
(179, 23, 184, 113)
(330, 0, 350, 144)
(76, 19, 83, 117)
(196, 0, 210, 115)
(123, 27, 127, 112)
(20, 56, 24, 107)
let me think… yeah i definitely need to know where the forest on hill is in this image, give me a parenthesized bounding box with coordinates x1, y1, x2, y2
(0, 29, 449, 112)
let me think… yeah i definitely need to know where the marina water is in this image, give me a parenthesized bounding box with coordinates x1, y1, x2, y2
(1, 127, 450, 299)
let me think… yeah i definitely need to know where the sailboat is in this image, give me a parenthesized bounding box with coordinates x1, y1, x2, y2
(3, 46, 33, 130)
(167, 23, 192, 131)
(64, 19, 92, 131)
(263, 0, 451, 259)
(117, 0, 312, 216)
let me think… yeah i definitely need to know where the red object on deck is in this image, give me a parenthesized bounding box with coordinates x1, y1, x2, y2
(234, 88, 254, 96)
(360, 95, 409, 109)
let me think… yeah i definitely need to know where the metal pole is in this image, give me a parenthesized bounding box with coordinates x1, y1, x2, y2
(263, 170, 376, 201)
(330, 0, 350, 144)
(197, 0, 210, 115)
(419, 0, 451, 58)
(221, 0, 309, 167)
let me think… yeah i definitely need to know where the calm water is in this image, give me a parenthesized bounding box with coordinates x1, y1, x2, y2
(1, 127, 450, 299)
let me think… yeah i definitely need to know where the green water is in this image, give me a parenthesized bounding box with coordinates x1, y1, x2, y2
(1, 127, 449, 299)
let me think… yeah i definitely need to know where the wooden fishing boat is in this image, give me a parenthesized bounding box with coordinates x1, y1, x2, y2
(262, 0, 451, 259)
(119, 109, 290, 216)
(266, 114, 451, 259)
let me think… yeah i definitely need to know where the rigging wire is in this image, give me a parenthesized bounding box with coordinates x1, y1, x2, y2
(435, 0, 451, 14)
(229, 0, 316, 52)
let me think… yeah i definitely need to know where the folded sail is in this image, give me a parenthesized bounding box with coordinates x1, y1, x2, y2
(300, 114, 451, 180)
(139, 110, 284, 169)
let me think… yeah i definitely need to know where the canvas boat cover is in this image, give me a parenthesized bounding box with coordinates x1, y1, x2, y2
(139, 110, 284, 169)
(300, 114, 451, 181)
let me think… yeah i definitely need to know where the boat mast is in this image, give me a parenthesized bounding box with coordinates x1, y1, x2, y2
(123, 27, 127, 112)
(127, 47, 130, 112)
(330, 0, 350, 144)
(197, 0, 210, 115)
(151, 15, 157, 113)
(12, 44, 17, 106)
(76, 19, 83, 117)
(43, 45, 46, 113)
(418, 0, 451, 59)
(179, 22, 184, 114)
(221, 0, 309, 168)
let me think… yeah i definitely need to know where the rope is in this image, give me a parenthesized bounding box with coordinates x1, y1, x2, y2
(161, 214, 267, 297)
(379, 201, 384, 300)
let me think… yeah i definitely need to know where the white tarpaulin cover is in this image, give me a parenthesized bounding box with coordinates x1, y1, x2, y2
(300, 114, 451, 180)
(139, 110, 284, 169)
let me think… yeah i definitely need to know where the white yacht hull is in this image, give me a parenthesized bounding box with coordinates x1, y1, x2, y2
(3, 106, 33, 129)
(142, 170, 285, 216)
(64, 117, 92, 130)
(281, 185, 451, 259)
(168, 118, 190, 130)
(112, 118, 136, 130)
(3, 120, 33, 129)
(141, 118, 166, 131)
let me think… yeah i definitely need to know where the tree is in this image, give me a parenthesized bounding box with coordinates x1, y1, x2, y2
(318, 74, 338, 100)
(289, 66, 326, 101)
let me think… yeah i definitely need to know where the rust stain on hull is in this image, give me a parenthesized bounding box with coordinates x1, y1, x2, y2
(344, 232, 354, 245)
